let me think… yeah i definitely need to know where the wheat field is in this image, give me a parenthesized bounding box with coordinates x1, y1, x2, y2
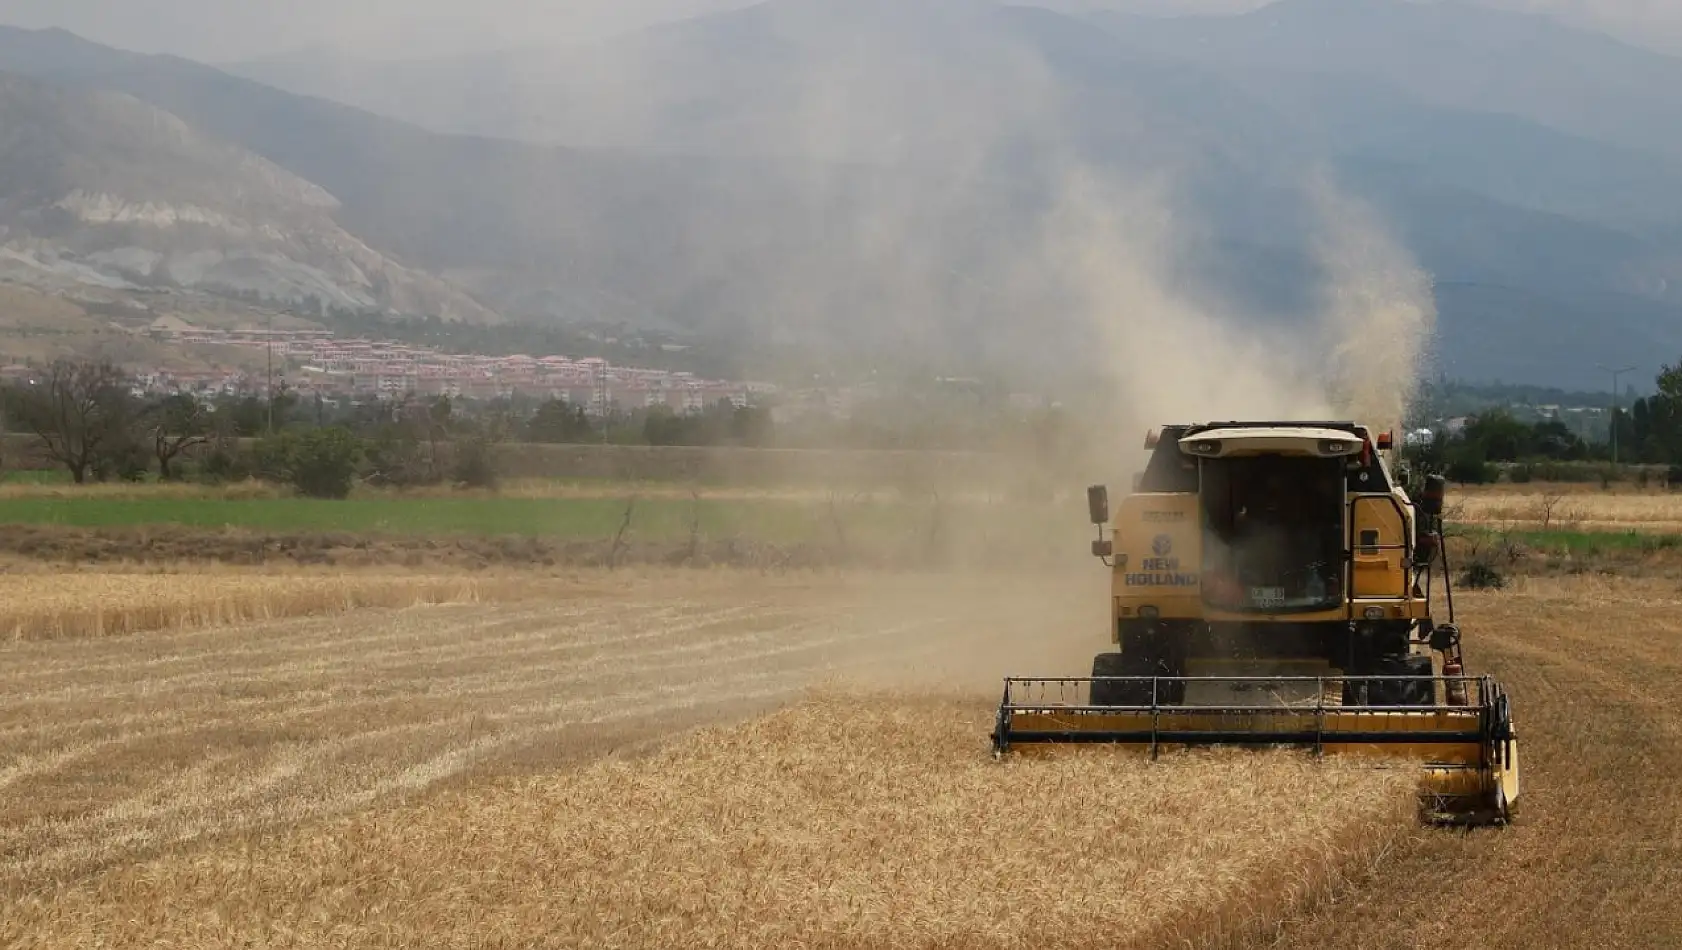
(1455, 485, 1682, 533)
(3, 697, 1416, 950)
(0, 570, 565, 641)
(1266, 575, 1682, 949)
(6, 568, 1682, 949)
(0, 571, 1105, 904)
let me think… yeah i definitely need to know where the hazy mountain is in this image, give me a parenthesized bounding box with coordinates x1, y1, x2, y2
(0, 10, 1339, 377)
(223, 0, 1682, 161)
(1086, 0, 1682, 162)
(221, 0, 1682, 383)
(4, 0, 1682, 387)
(0, 72, 495, 321)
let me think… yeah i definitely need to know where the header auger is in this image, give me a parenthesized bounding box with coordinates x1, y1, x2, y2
(992, 420, 1519, 826)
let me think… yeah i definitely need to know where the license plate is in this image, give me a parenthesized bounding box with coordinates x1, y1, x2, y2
(1250, 587, 1286, 608)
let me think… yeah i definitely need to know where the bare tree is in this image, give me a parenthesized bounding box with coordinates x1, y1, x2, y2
(686, 487, 704, 564)
(8, 360, 135, 484)
(426, 396, 453, 481)
(150, 393, 214, 481)
(608, 496, 639, 569)
(1533, 491, 1568, 531)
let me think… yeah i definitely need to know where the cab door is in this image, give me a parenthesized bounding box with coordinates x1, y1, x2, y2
(1349, 495, 1411, 599)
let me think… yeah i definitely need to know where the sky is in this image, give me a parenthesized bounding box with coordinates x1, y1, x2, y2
(0, 0, 753, 60)
(0, 0, 1679, 61)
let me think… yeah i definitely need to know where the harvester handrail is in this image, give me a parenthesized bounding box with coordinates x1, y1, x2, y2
(1003, 704, 1484, 714)
(1005, 675, 1492, 682)
(999, 675, 1501, 713)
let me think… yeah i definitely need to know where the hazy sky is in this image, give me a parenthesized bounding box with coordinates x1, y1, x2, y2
(0, 0, 753, 59)
(0, 0, 1678, 61)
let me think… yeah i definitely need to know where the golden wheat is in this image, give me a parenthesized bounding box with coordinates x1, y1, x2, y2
(2, 694, 1416, 950)
(0, 571, 551, 641)
(4, 561, 1680, 949)
(0, 572, 1092, 903)
(1455, 487, 1682, 532)
(1264, 576, 1682, 949)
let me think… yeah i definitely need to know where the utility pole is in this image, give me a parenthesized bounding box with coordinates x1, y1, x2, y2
(1597, 362, 1637, 466)
(596, 360, 611, 444)
(266, 309, 275, 436)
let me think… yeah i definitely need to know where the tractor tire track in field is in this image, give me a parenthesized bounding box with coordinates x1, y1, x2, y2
(1255, 581, 1682, 950)
(0, 573, 1099, 902)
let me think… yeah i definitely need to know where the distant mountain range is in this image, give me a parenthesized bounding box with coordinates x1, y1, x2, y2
(0, 73, 493, 321)
(1, 0, 1680, 388)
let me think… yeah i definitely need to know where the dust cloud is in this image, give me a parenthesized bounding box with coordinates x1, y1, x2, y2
(439, 0, 1444, 603)
(318, 0, 1443, 674)
(1036, 165, 1436, 484)
(508, 1, 1441, 488)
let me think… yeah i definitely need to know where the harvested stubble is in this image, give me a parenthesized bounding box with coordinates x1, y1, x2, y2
(0, 572, 546, 641)
(6, 695, 1418, 950)
(1457, 489, 1682, 534)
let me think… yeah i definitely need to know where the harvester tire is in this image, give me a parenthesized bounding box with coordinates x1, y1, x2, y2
(1090, 652, 1175, 706)
(1372, 654, 1435, 707)
(1089, 653, 1134, 706)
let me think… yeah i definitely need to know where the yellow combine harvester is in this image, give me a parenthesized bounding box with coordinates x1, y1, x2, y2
(992, 421, 1519, 825)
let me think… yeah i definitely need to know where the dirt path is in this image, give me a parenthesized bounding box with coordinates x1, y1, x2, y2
(0, 571, 1101, 902)
(1256, 578, 1682, 950)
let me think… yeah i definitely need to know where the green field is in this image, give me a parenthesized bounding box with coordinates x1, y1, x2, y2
(0, 494, 963, 545)
(1, 494, 1662, 551)
(1500, 528, 1682, 556)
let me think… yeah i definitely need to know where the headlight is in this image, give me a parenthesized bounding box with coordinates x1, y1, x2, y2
(1363, 606, 1385, 620)
(1140, 606, 1161, 619)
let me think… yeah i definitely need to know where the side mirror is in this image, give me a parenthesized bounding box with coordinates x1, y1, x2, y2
(1087, 485, 1110, 525)
(1418, 474, 1446, 517)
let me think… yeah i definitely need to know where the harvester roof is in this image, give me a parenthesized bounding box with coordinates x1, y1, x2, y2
(1178, 425, 1368, 459)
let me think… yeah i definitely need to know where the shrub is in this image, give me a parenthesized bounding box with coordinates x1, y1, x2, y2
(251, 433, 294, 483)
(252, 428, 362, 499)
(91, 439, 152, 483)
(1527, 461, 1603, 483)
(1508, 463, 1534, 484)
(452, 436, 499, 490)
(363, 429, 439, 488)
(1445, 457, 1496, 486)
(198, 444, 253, 483)
(288, 428, 362, 499)
(1459, 562, 1506, 590)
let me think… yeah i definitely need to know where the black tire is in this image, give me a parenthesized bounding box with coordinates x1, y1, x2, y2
(1390, 654, 1436, 706)
(1089, 653, 1135, 706)
(1119, 622, 1189, 705)
(1090, 651, 1177, 706)
(1352, 654, 1435, 707)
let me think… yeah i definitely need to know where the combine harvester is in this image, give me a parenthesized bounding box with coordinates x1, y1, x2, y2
(992, 421, 1520, 825)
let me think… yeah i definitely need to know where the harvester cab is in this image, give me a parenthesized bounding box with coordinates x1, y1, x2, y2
(993, 421, 1519, 826)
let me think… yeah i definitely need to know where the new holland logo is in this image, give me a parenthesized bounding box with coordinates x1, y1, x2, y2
(1125, 533, 1198, 588)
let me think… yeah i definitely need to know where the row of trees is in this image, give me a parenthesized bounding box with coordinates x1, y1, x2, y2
(0, 359, 788, 496)
(1407, 360, 1682, 484)
(1612, 362, 1682, 465)
(1409, 411, 1592, 484)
